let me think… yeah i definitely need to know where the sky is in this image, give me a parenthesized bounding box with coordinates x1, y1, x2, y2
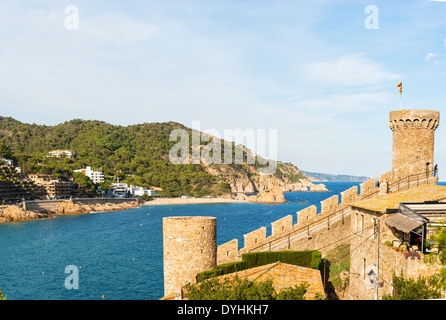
(0, 0, 445, 178)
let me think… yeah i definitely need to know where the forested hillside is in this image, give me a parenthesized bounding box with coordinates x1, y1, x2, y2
(0, 117, 310, 197)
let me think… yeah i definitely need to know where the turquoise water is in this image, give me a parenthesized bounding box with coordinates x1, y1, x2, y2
(1, 181, 443, 300)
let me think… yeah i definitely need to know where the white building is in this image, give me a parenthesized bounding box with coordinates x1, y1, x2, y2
(128, 185, 156, 197)
(48, 150, 76, 158)
(74, 166, 104, 184)
(1, 158, 13, 166)
(110, 182, 128, 198)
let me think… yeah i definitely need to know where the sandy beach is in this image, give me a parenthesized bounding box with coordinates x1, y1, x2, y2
(142, 197, 247, 206)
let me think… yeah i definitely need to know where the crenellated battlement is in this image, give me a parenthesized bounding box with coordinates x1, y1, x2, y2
(216, 176, 383, 264)
(389, 109, 439, 131)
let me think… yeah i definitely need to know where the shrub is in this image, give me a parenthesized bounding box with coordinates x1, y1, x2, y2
(196, 250, 321, 282)
(404, 251, 421, 260)
(186, 276, 308, 300)
(432, 227, 446, 265)
(384, 240, 393, 247)
(382, 272, 442, 300)
(276, 283, 309, 300)
(197, 261, 247, 282)
(196, 269, 224, 283)
(216, 261, 247, 274)
(423, 253, 438, 265)
(242, 250, 321, 270)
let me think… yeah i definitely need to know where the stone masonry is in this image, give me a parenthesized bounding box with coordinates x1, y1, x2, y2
(163, 216, 217, 297)
(390, 109, 439, 181)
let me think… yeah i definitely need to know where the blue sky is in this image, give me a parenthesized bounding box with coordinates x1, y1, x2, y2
(0, 0, 445, 178)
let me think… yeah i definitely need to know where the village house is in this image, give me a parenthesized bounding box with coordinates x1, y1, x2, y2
(47, 149, 76, 158)
(349, 185, 446, 299)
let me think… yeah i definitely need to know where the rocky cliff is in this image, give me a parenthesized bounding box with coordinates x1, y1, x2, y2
(202, 160, 327, 194)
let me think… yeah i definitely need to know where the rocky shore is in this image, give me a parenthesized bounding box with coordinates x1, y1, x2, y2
(0, 199, 140, 223)
(54, 199, 140, 215)
(0, 205, 51, 222)
(247, 186, 287, 204)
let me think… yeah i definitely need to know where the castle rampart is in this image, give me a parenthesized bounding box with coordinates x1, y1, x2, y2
(271, 214, 293, 237)
(216, 171, 438, 264)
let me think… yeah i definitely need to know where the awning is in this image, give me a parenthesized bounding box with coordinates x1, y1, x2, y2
(385, 213, 423, 233)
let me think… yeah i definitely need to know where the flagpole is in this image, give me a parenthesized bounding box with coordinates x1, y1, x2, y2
(397, 82, 402, 110)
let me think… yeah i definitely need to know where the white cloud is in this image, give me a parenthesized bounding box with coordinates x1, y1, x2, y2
(300, 53, 401, 88)
(425, 52, 439, 60)
(290, 91, 392, 115)
(79, 14, 160, 46)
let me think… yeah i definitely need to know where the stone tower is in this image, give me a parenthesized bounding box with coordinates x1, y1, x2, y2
(389, 109, 440, 180)
(163, 216, 217, 297)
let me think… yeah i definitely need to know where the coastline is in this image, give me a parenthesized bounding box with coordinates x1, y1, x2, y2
(0, 198, 140, 223)
(1, 186, 338, 222)
(0, 197, 248, 223)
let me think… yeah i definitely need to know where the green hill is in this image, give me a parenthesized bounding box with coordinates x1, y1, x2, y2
(0, 116, 310, 197)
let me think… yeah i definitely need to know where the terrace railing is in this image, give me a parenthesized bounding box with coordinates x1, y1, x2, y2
(388, 170, 435, 193)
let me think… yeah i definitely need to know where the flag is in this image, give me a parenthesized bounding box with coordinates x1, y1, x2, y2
(397, 82, 402, 94)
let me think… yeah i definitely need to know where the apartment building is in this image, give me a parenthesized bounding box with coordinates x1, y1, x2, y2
(74, 166, 104, 184)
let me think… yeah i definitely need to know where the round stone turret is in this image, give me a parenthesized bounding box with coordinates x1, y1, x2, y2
(389, 109, 439, 180)
(163, 216, 217, 297)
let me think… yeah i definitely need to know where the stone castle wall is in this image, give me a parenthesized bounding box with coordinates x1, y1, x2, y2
(217, 180, 379, 264)
(216, 172, 438, 266)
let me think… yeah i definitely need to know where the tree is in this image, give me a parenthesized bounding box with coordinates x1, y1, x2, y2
(382, 272, 443, 300)
(0, 143, 15, 165)
(432, 225, 446, 265)
(72, 172, 96, 196)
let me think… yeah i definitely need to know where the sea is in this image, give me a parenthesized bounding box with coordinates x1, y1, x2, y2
(1, 181, 445, 300)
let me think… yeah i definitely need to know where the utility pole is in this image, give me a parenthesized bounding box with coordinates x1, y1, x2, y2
(375, 218, 380, 300)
